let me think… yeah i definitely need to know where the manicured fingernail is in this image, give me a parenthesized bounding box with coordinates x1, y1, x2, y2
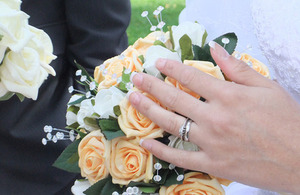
(129, 91, 141, 105)
(139, 139, 144, 146)
(131, 73, 143, 87)
(130, 72, 137, 83)
(126, 89, 134, 99)
(208, 41, 216, 49)
(156, 59, 167, 70)
(209, 41, 229, 59)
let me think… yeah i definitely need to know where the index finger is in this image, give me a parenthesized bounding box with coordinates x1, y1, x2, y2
(155, 59, 230, 100)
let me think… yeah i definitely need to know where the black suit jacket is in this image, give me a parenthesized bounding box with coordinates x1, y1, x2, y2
(0, 0, 130, 194)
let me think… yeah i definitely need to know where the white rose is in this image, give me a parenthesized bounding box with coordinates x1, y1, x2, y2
(0, 2, 34, 52)
(77, 98, 98, 131)
(0, 45, 6, 64)
(68, 94, 83, 107)
(0, 80, 9, 98)
(0, 0, 22, 10)
(172, 21, 206, 52)
(66, 94, 84, 126)
(143, 45, 181, 79)
(66, 111, 77, 126)
(71, 180, 91, 195)
(27, 26, 56, 76)
(0, 48, 48, 100)
(94, 86, 126, 119)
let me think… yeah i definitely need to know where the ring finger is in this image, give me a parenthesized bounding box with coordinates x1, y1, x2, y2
(128, 91, 202, 144)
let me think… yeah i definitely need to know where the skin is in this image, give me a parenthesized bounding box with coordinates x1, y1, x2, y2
(128, 42, 300, 194)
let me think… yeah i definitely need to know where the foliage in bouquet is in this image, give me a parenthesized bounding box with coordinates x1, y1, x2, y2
(0, 0, 56, 101)
(45, 7, 270, 195)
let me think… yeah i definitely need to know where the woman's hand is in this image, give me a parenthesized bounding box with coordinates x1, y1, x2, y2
(128, 42, 300, 194)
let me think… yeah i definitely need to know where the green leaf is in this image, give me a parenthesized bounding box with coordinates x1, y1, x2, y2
(168, 26, 175, 50)
(68, 95, 86, 105)
(100, 177, 123, 195)
(138, 55, 145, 64)
(98, 119, 125, 140)
(204, 32, 238, 65)
(192, 45, 211, 61)
(164, 167, 184, 186)
(154, 169, 170, 185)
(139, 186, 159, 193)
(102, 130, 125, 141)
(74, 61, 93, 81)
(65, 122, 80, 131)
(154, 40, 167, 48)
(53, 139, 81, 173)
(128, 182, 159, 193)
(179, 34, 194, 61)
(0, 34, 3, 42)
(16, 93, 25, 102)
(193, 32, 238, 66)
(118, 68, 132, 93)
(84, 117, 99, 129)
(128, 181, 159, 188)
(202, 30, 208, 47)
(74, 129, 87, 139)
(67, 105, 80, 114)
(208, 32, 238, 55)
(98, 119, 120, 131)
(84, 176, 123, 195)
(0, 92, 14, 101)
(84, 177, 110, 195)
(113, 105, 121, 117)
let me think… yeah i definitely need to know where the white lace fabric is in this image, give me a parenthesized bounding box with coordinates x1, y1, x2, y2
(180, 0, 300, 103)
(251, 0, 300, 103)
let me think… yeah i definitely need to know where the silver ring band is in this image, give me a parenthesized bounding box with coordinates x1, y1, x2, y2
(183, 119, 192, 141)
(179, 118, 192, 142)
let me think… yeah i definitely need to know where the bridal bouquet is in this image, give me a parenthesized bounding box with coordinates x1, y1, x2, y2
(45, 7, 269, 195)
(0, 0, 56, 101)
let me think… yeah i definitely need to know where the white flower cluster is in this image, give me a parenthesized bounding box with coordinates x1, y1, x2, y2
(143, 21, 207, 79)
(0, 0, 56, 100)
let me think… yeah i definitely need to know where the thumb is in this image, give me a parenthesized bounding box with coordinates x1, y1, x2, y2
(209, 41, 271, 87)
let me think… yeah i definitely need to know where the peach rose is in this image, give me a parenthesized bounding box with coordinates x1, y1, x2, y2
(159, 172, 225, 195)
(234, 52, 270, 78)
(118, 89, 164, 139)
(78, 130, 110, 184)
(165, 60, 225, 99)
(133, 31, 172, 56)
(109, 137, 153, 185)
(94, 46, 143, 90)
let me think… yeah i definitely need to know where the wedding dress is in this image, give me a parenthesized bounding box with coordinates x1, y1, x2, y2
(179, 0, 300, 194)
(179, 0, 300, 103)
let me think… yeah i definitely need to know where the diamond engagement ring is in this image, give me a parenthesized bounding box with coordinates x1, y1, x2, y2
(179, 118, 193, 142)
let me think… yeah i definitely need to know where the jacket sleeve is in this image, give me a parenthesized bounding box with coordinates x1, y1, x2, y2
(64, 0, 131, 73)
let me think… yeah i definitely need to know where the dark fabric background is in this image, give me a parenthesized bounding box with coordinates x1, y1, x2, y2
(0, 0, 130, 194)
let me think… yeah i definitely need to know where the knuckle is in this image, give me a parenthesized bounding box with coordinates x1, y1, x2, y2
(165, 90, 180, 109)
(140, 98, 152, 113)
(143, 78, 153, 93)
(179, 68, 196, 86)
(164, 60, 176, 72)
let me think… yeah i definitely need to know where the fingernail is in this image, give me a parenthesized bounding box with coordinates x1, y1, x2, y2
(130, 71, 137, 83)
(139, 139, 144, 146)
(208, 41, 216, 49)
(156, 59, 167, 70)
(209, 41, 229, 59)
(126, 89, 134, 99)
(129, 91, 141, 105)
(131, 73, 143, 87)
